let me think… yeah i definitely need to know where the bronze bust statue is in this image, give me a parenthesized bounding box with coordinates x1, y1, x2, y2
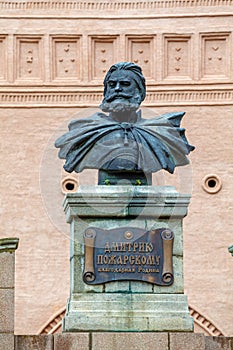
(55, 62, 194, 184)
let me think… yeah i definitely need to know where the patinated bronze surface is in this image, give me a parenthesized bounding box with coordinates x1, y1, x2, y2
(83, 227, 174, 286)
(55, 62, 195, 178)
(229, 245, 233, 257)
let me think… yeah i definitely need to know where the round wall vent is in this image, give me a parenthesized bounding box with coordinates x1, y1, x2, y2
(61, 176, 78, 194)
(202, 174, 222, 194)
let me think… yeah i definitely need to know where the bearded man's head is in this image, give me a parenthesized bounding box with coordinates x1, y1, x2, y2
(100, 62, 146, 113)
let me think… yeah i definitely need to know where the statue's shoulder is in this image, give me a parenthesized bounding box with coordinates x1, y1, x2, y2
(138, 111, 186, 127)
(68, 112, 108, 130)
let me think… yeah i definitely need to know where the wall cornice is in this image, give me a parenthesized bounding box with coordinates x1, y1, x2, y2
(0, 86, 233, 107)
(0, 0, 232, 18)
(0, 0, 233, 10)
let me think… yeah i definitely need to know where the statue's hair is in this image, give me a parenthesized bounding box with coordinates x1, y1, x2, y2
(103, 62, 146, 102)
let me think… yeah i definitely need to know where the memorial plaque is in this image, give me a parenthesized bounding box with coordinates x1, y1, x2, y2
(83, 227, 174, 286)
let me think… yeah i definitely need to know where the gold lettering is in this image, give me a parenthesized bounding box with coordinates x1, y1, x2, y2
(108, 255, 116, 264)
(139, 242, 145, 252)
(97, 255, 103, 264)
(129, 255, 135, 264)
(133, 242, 139, 252)
(112, 242, 119, 251)
(126, 242, 134, 251)
(141, 256, 146, 265)
(135, 255, 141, 264)
(104, 242, 111, 253)
(123, 255, 129, 264)
(156, 255, 160, 265)
(119, 242, 126, 252)
(145, 242, 154, 252)
(137, 267, 159, 273)
(117, 255, 123, 264)
(147, 255, 155, 265)
(103, 255, 109, 264)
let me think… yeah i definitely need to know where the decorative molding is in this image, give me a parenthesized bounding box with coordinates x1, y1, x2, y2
(38, 307, 65, 335)
(201, 32, 231, 80)
(89, 35, 119, 81)
(126, 35, 156, 81)
(0, 0, 233, 12)
(0, 87, 233, 107)
(189, 305, 224, 336)
(0, 35, 7, 81)
(14, 35, 44, 82)
(51, 35, 81, 82)
(38, 305, 225, 336)
(0, 237, 19, 253)
(163, 35, 193, 80)
(145, 88, 233, 105)
(0, 32, 233, 84)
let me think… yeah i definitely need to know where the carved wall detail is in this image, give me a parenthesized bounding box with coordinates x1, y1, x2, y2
(189, 306, 224, 336)
(90, 36, 119, 81)
(0, 35, 7, 80)
(164, 35, 192, 80)
(38, 305, 224, 336)
(126, 36, 155, 81)
(15, 35, 43, 81)
(201, 33, 231, 79)
(0, 31, 231, 104)
(1, 88, 233, 107)
(51, 36, 81, 81)
(0, 32, 231, 86)
(1, 0, 233, 12)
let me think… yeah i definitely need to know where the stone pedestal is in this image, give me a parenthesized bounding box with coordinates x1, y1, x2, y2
(62, 185, 193, 332)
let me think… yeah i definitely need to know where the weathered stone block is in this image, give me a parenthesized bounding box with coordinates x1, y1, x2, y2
(54, 333, 89, 350)
(15, 335, 53, 350)
(205, 336, 232, 350)
(92, 332, 168, 350)
(71, 255, 103, 293)
(130, 280, 153, 293)
(170, 333, 205, 350)
(63, 293, 193, 332)
(72, 219, 88, 256)
(0, 334, 14, 350)
(152, 255, 184, 294)
(0, 252, 15, 288)
(104, 280, 130, 292)
(0, 289, 14, 332)
(145, 219, 183, 256)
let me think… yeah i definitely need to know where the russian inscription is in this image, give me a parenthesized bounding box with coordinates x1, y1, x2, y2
(83, 227, 174, 285)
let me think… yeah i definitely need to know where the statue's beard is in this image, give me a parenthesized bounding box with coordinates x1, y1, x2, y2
(100, 93, 141, 113)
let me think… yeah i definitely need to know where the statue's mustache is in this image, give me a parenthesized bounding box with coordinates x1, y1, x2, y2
(106, 93, 134, 102)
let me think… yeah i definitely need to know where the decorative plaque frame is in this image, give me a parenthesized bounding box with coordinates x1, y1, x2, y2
(83, 227, 174, 286)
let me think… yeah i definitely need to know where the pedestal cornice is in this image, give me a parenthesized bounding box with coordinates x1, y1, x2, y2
(63, 186, 191, 222)
(0, 238, 19, 253)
